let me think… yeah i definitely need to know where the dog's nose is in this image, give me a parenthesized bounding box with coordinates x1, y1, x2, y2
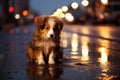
(50, 34, 54, 38)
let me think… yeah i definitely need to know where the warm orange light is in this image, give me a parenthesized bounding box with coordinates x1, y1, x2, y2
(98, 47, 108, 63)
(101, 0, 108, 5)
(23, 10, 28, 16)
(81, 42, 89, 61)
(71, 33, 79, 55)
(61, 32, 68, 48)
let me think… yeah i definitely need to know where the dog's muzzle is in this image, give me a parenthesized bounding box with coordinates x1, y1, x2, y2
(47, 28, 55, 38)
(50, 34, 54, 38)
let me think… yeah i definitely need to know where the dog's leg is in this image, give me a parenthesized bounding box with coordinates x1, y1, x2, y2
(27, 47, 34, 62)
(36, 51, 45, 65)
(48, 51, 55, 64)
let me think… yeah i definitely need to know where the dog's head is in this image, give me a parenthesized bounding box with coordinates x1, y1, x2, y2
(35, 15, 63, 39)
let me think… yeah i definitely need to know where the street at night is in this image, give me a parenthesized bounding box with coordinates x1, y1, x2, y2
(0, 24, 120, 80)
(0, 0, 120, 80)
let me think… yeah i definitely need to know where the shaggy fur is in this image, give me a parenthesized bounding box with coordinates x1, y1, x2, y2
(27, 15, 63, 64)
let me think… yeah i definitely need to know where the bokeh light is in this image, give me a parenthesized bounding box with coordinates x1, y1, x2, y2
(71, 33, 79, 55)
(62, 6, 68, 12)
(101, 0, 108, 5)
(22, 10, 29, 16)
(15, 14, 20, 19)
(9, 6, 14, 13)
(81, 0, 89, 7)
(71, 2, 79, 9)
(65, 13, 74, 22)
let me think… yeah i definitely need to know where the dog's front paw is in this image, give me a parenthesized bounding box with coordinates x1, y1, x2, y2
(36, 60, 45, 65)
(48, 59, 55, 64)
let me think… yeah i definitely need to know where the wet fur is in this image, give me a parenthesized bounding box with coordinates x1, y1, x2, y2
(27, 15, 63, 64)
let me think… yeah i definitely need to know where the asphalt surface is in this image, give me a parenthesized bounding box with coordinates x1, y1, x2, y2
(0, 24, 120, 80)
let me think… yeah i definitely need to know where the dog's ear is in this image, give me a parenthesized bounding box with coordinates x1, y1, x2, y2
(35, 15, 48, 29)
(57, 19, 64, 31)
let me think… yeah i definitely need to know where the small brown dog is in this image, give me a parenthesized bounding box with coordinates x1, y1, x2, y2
(27, 15, 64, 64)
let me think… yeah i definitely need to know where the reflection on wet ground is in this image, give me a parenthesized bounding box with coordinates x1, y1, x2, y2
(0, 25, 120, 80)
(61, 30, 120, 80)
(27, 63, 63, 80)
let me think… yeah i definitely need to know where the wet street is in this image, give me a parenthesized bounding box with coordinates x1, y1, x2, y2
(0, 24, 120, 80)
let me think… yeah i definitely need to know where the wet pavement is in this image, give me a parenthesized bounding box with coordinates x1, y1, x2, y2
(0, 24, 120, 80)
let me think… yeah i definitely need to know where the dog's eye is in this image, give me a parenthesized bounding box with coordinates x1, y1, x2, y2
(46, 26, 49, 30)
(53, 27, 57, 31)
(54, 23, 58, 27)
(53, 23, 58, 30)
(39, 26, 44, 30)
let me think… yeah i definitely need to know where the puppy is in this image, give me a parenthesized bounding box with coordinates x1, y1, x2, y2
(27, 15, 64, 64)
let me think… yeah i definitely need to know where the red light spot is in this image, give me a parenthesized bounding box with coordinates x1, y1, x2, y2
(9, 29, 14, 34)
(34, 17, 38, 22)
(9, 6, 14, 13)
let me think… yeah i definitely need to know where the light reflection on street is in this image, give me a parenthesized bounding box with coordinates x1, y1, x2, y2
(71, 33, 79, 55)
(80, 36, 90, 61)
(98, 26, 111, 47)
(1, 24, 120, 80)
(98, 47, 108, 63)
(97, 27, 110, 79)
(61, 32, 68, 48)
(97, 26, 110, 79)
(80, 26, 90, 35)
(98, 26, 112, 39)
(81, 42, 89, 61)
(97, 44, 110, 80)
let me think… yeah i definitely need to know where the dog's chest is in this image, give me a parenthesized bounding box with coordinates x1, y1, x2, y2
(41, 40, 55, 53)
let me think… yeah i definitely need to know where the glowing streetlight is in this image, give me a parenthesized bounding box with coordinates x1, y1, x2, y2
(22, 10, 29, 16)
(65, 12, 74, 22)
(71, 2, 79, 9)
(101, 0, 108, 5)
(15, 14, 20, 19)
(56, 8, 62, 13)
(62, 6, 68, 12)
(81, 0, 89, 7)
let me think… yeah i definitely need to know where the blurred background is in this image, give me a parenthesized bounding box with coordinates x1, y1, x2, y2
(1, 1, 120, 80)
(0, 0, 120, 30)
